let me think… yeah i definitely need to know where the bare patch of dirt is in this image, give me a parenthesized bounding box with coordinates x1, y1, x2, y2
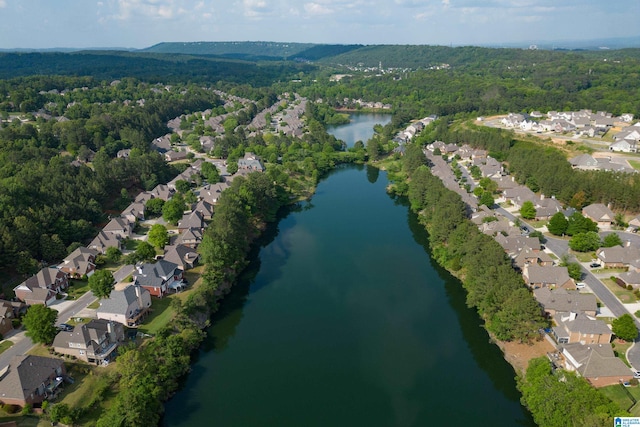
(495, 338, 556, 375)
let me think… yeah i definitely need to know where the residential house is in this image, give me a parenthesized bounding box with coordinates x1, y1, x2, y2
(609, 139, 638, 153)
(178, 211, 205, 233)
(561, 343, 632, 387)
(0, 355, 66, 407)
(89, 230, 121, 254)
(165, 150, 188, 162)
(478, 216, 518, 237)
(569, 154, 600, 170)
(534, 195, 563, 220)
(237, 152, 265, 172)
(582, 203, 615, 228)
(533, 288, 597, 317)
(596, 246, 640, 268)
(97, 284, 151, 327)
(491, 175, 519, 191)
(0, 301, 17, 337)
(14, 267, 69, 306)
(513, 246, 554, 270)
(199, 135, 216, 152)
(552, 311, 612, 345)
(121, 201, 145, 224)
(193, 200, 214, 221)
(116, 149, 131, 159)
(163, 244, 199, 271)
(150, 135, 172, 154)
(200, 182, 228, 205)
(628, 215, 640, 231)
(522, 264, 574, 289)
(494, 234, 541, 256)
(133, 260, 183, 297)
(173, 228, 203, 248)
(51, 319, 125, 365)
(150, 184, 174, 201)
(503, 186, 536, 209)
(58, 246, 98, 279)
(619, 270, 640, 289)
(103, 217, 133, 239)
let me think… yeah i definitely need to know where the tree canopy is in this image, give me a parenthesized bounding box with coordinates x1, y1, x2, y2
(612, 314, 638, 342)
(88, 270, 115, 299)
(23, 304, 58, 344)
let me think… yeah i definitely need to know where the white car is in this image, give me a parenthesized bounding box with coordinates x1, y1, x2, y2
(576, 282, 587, 289)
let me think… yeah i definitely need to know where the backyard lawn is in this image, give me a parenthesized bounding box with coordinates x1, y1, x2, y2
(66, 279, 90, 300)
(601, 383, 640, 416)
(137, 296, 174, 335)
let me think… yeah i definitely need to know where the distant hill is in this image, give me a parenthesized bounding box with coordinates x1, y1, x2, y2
(0, 51, 315, 85)
(140, 41, 363, 62)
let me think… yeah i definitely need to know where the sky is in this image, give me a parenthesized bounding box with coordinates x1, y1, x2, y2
(0, 0, 639, 49)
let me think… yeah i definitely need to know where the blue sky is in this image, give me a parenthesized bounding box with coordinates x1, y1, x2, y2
(0, 0, 638, 49)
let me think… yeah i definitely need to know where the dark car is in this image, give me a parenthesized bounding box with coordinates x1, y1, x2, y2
(57, 323, 73, 332)
(589, 263, 601, 268)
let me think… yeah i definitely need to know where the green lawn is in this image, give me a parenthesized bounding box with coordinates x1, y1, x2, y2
(87, 301, 100, 309)
(0, 415, 42, 426)
(602, 278, 637, 303)
(123, 238, 139, 250)
(613, 340, 633, 367)
(66, 279, 90, 300)
(629, 160, 640, 171)
(601, 383, 637, 413)
(137, 296, 174, 335)
(0, 340, 13, 355)
(571, 251, 595, 262)
(593, 267, 629, 274)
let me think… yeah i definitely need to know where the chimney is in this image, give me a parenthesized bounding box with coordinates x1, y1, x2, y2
(569, 312, 577, 321)
(540, 194, 545, 200)
(135, 285, 144, 306)
(107, 321, 114, 335)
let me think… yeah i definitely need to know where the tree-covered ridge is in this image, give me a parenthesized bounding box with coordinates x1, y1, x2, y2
(0, 51, 315, 85)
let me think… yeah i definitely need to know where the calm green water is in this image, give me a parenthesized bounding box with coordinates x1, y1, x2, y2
(163, 117, 534, 426)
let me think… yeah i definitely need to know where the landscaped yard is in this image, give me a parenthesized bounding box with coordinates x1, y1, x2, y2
(612, 339, 633, 367)
(66, 279, 90, 299)
(602, 278, 637, 303)
(572, 251, 595, 262)
(601, 383, 640, 416)
(137, 296, 174, 335)
(123, 238, 139, 250)
(629, 160, 640, 171)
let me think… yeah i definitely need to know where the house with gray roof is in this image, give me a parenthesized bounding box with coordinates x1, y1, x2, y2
(52, 319, 124, 365)
(0, 355, 66, 407)
(193, 199, 214, 220)
(133, 260, 182, 297)
(513, 246, 554, 269)
(552, 311, 612, 345)
(582, 203, 614, 227)
(596, 246, 640, 268)
(103, 217, 132, 239)
(569, 154, 599, 170)
(58, 246, 98, 279)
(150, 184, 174, 201)
(14, 267, 69, 306)
(178, 210, 205, 233)
(503, 186, 536, 209)
(561, 343, 632, 387)
(200, 182, 228, 205)
(619, 270, 640, 289)
(522, 264, 574, 289)
(494, 234, 541, 256)
(89, 230, 121, 254)
(238, 152, 265, 172)
(121, 201, 145, 224)
(163, 244, 199, 271)
(97, 284, 151, 327)
(173, 228, 203, 248)
(533, 288, 597, 317)
(150, 135, 172, 153)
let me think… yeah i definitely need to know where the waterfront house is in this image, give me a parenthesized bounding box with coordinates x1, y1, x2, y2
(52, 319, 125, 365)
(97, 284, 151, 327)
(133, 260, 182, 297)
(522, 264, 574, 289)
(0, 355, 66, 408)
(552, 311, 612, 345)
(533, 288, 597, 317)
(560, 343, 632, 387)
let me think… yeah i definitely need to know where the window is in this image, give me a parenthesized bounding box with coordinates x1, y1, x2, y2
(79, 350, 85, 355)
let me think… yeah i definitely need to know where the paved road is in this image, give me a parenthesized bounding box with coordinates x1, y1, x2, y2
(0, 291, 98, 371)
(496, 206, 640, 369)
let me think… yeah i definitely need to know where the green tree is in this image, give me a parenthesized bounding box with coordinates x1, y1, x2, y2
(547, 212, 569, 236)
(566, 262, 582, 281)
(162, 195, 186, 225)
(23, 304, 58, 344)
(174, 179, 190, 194)
(135, 241, 157, 262)
(366, 138, 379, 161)
(479, 191, 494, 207)
(227, 160, 238, 175)
(402, 144, 426, 176)
(148, 224, 169, 249)
(105, 246, 122, 263)
(200, 162, 221, 183)
(145, 198, 165, 217)
(602, 233, 623, 248)
(612, 314, 638, 342)
(88, 269, 115, 299)
(519, 201, 536, 220)
(568, 231, 602, 252)
(566, 212, 598, 236)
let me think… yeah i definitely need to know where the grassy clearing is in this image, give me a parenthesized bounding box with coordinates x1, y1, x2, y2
(123, 238, 139, 250)
(87, 301, 100, 309)
(27, 344, 52, 358)
(572, 251, 595, 262)
(0, 415, 42, 426)
(601, 383, 637, 413)
(602, 278, 637, 303)
(59, 363, 118, 426)
(629, 160, 640, 171)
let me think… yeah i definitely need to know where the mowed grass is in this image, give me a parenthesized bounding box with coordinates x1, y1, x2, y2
(629, 160, 640, 171)
(0, 340, 13, 355)
(602, 278, 637, 303)
(67, 279, 91, 299)
(601, 383, 640, 415)
(137, 296, 174, 335)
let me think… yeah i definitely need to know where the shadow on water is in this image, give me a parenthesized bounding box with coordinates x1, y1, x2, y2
(366, 164, 379, 184)
(401, 195, 536, 425)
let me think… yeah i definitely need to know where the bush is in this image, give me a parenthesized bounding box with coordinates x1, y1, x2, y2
(21, 403, 31, 415)
(628, 285, 634, 291)
(3, 404, 19, 414)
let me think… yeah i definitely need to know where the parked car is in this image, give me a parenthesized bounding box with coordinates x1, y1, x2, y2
(57, 323, 73, 332)
(589, 263, 601, 268)
(576, 282, 587, 289)
(633, 371, 640, 379)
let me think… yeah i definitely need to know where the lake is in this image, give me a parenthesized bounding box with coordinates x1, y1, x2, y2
(326, 112, 392, 147)
(162, 114, 534, 426)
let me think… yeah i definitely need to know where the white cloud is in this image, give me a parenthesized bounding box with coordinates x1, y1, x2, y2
(106, 0, 181, 21)
(0, 0, 6, 7)
(304, 2, 334, 15)
(242, 0, 272, 18)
